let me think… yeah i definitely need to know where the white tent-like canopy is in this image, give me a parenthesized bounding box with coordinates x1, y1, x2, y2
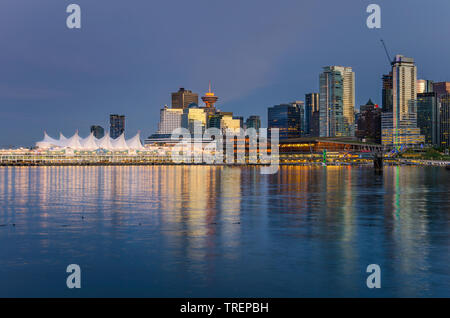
(111, 133, 129, 151)
(65, 132, 83, 150)
(126, 132, 145, 150)
(36, 132, 60, 149)
(80, 133, 99, 151)
(36, 131, 145, 151)
(59, 133, 68, 147)
(96, 132, 114, 150)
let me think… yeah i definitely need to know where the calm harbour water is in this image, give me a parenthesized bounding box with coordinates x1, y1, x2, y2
(0, 165, 449, 297)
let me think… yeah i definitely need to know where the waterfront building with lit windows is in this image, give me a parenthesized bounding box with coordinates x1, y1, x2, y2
(268, 104, 301, 139)
(440, 93, 450, 148)
(381, 112, 425, 147)
(319, 66, 355, 137)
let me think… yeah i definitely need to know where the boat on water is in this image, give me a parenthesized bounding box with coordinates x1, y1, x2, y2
(446, 165, 450, 170)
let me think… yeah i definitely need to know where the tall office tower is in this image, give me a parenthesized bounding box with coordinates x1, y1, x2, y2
(171, 88, 199, 109)
(156, 106, 183, 134)
(382, 72, 393, 113)
(110, 114, 125, 139)
(319, 66, 355, 137)
(182, 105, 207, 134)
(245, 115, 261, 131)
(290, 101, 307, 136)
(305, 93, 319, 136)
(440, 94, 450, 148)
(433, 82, 450, 100)
(90, 125, 105, 139)
(417, 92, 439, 145)
(381, 55, 424, 147)
(356, 99, 381, 144)
(417, 79, 434, 94)
(268, 104, 301, 139)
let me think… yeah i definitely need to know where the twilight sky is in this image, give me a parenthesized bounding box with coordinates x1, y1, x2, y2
(1, 0, 450, 147)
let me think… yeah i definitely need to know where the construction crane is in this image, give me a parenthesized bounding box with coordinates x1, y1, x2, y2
(380, 39, 392, 65)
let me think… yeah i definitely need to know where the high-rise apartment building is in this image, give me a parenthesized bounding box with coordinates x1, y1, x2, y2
(381, 55, 424, 147)
(90, 125, 105, 139)
(110, 114, 125, 139)
(171, 88, 199, 109)
(319, 66, 355, 137)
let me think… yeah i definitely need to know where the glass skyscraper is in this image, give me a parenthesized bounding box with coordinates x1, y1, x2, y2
(382, 72, 393, 113)
(305, 93, 319, 136)
(268, 104, 301, 139)
(245, 116, 261, 132)
(319, 66, 355, 137)
(90, 125, 105, 139)
(110, 114, 125, 139)
(416, 92, 439, 145)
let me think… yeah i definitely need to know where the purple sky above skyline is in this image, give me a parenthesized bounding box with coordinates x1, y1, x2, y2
(1, 0, 450, 147)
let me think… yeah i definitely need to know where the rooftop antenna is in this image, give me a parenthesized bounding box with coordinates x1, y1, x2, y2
(209, 80, 212, 93)
(380, 39, 392, 65)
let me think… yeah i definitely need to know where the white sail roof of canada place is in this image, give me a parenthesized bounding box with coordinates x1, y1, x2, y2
(80, 133, 99, 150)
(111, 133, 129, 150)
(126, 132, 145, 150)
(36, 132, 60, 149)
(59, 133, 68, 147)
(36, 131, 146, 151)
(96, 132, 114, 150)
(65, 132, 83, 149)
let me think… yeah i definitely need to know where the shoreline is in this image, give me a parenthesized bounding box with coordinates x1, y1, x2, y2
(0, 161, 448, 167)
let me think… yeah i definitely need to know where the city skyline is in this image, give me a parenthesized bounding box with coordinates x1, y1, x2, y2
(2, 1, 450, 147)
